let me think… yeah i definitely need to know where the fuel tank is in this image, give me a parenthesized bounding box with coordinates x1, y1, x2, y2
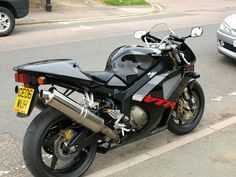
(105, 45, 161, 85)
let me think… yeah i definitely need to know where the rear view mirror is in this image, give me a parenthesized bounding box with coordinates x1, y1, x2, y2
(191, 27, 203, 37)
(134, 31, 147, 39)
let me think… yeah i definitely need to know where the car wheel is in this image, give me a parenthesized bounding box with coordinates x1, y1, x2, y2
(0, 7, 15, 37)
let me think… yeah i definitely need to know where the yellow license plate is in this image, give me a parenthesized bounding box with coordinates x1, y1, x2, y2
(14, 87, 34, 115)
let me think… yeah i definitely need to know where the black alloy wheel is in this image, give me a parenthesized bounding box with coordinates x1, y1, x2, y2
(23, 108, 97, 177)
(168, 81, 205, 135)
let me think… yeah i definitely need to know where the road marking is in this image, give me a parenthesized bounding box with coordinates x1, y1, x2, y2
(86, 115, 236, 177)
(228, 92, 236, 96)
(211, 96, 223, 101)
(0, 171, 9, 176)
(57, 22, 73, 25)
(70, 25, 94, 31)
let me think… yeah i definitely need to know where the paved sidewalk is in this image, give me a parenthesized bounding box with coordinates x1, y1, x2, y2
(108, 124, 236, 177)
(87, 116, 236, 177)
(16, 0, 236, 25)
(0, 134, 30, 177)
(1, 117, 235, 177)
(16, 5, 158, 25)
(149, 0, 236, 12)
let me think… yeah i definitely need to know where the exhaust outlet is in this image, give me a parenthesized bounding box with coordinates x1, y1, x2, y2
(41, 89, 119, 142)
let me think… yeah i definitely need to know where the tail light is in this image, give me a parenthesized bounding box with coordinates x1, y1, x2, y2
(15, 73, 28, 84)
(15, 72, 31, 88)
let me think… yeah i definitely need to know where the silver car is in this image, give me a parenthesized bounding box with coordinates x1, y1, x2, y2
(217, 13, 236, 59)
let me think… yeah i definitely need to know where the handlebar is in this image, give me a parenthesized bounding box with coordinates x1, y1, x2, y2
(141, 32, 161, 43)
(169, 34, 185, 42)
(141, 33, 187, 52)
(142, 33, 186, 45)
(141, 33, 191, 65)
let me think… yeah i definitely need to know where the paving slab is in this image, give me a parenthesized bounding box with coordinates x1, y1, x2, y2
(16, 6, 157, 25)
(16, 0, 236, 26)
(0, 134, 31, 177)
(106, 124, 236, 177)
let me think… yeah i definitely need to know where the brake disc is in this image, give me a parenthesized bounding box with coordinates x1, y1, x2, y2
(176, 92, 198, 122)
(54, 137, 79, 161)
(43, 129, 59, 154)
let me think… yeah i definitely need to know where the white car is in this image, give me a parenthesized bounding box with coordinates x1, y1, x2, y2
(217, 13, 236, 59)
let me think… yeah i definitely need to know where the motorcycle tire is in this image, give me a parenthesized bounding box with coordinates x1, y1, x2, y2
(168, 81, 205, 135)
(23, 108, 97, 177)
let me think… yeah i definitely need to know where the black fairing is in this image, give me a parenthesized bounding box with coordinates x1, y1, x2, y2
(13, 59, 98, 88)
(14, 59, 91, 81)
(180, 42, 196, 64)
(105, 46, 160, 85)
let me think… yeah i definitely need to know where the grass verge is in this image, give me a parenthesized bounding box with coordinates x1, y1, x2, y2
(103, 0, 148, 6)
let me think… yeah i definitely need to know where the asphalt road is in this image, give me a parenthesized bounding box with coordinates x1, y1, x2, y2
(0, 11, 236, 177)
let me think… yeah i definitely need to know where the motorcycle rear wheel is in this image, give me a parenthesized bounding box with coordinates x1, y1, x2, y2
(23, 108, 97, 177)
(168, 81, 205, 135)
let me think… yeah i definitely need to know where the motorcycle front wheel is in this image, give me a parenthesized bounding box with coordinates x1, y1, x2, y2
(23, 108, 97, 177)
(168, 81, 205, 135)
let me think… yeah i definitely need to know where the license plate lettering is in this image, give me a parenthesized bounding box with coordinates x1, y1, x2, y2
(27, 90, 33, 99)
(18, 89, 33, 99)
(14, 87, 34, 115)
(16, 99, 28, 109)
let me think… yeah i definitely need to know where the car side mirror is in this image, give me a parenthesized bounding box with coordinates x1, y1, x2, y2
(134, 31, 147, 39)
(191, 27, 203, 37)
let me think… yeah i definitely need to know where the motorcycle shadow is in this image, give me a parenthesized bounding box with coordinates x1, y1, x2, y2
(86, 130, 177, 175)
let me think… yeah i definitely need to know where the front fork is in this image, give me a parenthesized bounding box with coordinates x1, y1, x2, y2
(185, 79, 199, 111)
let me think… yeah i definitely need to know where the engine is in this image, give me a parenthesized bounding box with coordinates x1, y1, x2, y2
(82, 89, 148, 137)
(107, 105, 148, 136)
(130, 106, 148, 129)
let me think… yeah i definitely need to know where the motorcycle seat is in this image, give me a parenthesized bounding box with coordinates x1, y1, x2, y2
(86, 71, 115, 83)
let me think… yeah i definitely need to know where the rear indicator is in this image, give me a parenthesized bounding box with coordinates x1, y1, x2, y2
(15, 73, 28, 84)
(37, 77, 45, 85)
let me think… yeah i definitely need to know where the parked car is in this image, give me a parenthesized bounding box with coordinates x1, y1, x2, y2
(0, 0, 29, 37)
(217, 13, 236, 59)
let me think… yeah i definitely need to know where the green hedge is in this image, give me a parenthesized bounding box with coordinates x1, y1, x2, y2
(104, 0, 148, 6)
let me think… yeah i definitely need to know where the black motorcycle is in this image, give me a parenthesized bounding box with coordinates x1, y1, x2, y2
(13, 23, 205, 177)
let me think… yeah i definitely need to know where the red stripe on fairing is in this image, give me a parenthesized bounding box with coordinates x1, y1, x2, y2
(143, 95, 176, 110)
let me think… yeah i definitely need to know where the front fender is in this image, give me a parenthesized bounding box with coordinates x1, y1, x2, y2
(187, 78, 199, 90)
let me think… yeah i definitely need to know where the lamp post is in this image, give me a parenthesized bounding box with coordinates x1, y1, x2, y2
(46, 0, 52, 12)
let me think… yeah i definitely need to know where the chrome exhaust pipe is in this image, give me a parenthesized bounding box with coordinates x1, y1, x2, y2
(41, 89, 119, 142)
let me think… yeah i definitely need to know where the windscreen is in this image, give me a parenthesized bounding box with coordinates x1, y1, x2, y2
(149, 23, 178, 40)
